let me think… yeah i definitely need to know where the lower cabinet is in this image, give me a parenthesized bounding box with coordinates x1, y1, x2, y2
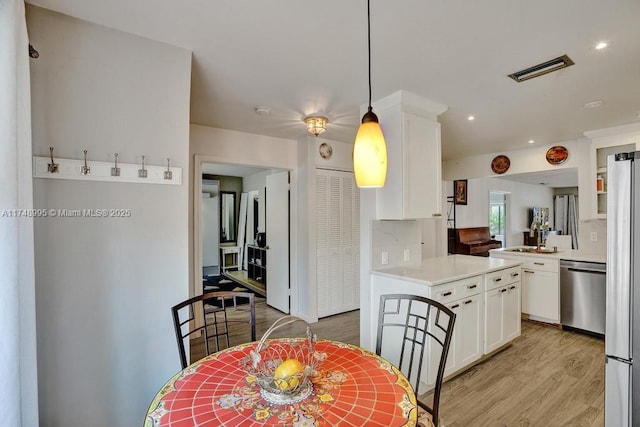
(485, 282, 521, 354)
(445, 293, 484, 376)
(522, 268, 559, 322)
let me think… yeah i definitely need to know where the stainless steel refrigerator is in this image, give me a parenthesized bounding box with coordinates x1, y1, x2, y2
(606, 151, 640, 427)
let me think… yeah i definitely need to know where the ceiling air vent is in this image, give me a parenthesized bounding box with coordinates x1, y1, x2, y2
(508, 54, 574, 82)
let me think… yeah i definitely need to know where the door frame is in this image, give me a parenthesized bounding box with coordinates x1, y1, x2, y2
(192, 154, 298, 316)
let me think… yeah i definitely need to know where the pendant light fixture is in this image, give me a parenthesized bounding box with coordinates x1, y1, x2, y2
(353, 0, 387, 188)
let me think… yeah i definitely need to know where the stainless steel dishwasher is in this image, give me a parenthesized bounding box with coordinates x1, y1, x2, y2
(560, 260, 606, 336)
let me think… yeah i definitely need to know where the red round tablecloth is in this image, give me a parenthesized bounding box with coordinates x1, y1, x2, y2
(145, 339, 418, 426)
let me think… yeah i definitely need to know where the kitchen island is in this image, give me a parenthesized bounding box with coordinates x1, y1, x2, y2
(370, 254, 523, 390)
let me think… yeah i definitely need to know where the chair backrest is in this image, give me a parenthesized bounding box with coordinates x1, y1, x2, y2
(546, 234, 572, 250)
(376, 294, 456, 427)
(172, 291, 256, 369)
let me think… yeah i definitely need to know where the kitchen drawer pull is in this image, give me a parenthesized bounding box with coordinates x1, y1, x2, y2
(442, 291, 453, 297)
(464, 299, 473, 305)
(523, 270, 534, 274)
(533, 262, 545, 266)
(467, 284, 478, 289)
(494, 277, 502, 282)
(511, 272, 519, 278)
(450, 304, 460, 309)
(500, 288, 508, 293)
(509, 286, 516, 290)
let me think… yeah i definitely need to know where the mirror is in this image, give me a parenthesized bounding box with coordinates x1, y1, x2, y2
(220, 191, 237, 243)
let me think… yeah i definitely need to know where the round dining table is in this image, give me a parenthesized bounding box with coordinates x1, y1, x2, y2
(145, 339, 418, 426)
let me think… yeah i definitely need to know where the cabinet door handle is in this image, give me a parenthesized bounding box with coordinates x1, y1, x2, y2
(442, 291, 453, 297)
(467, 284, 477, 289)
(494, 277, 502, 282)
(523, 270, 535, 274)
(533, 262, 545, 266)
(509, 286, 516, 290)
(500, 288, 508, 293)
(432, 213, 442, 217)
(451, 304, 460, 309)
(464, 299, 473, 305)
(511, 272, 519, 278)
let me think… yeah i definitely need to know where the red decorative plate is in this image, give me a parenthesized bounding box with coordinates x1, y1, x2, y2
(491, 155, 510, 174)
(546, 146, 569, 165)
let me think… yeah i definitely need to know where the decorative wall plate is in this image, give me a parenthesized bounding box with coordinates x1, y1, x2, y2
(545, 145, 569, 165)
(491, 155, 510, 174)
(319, 142, 333, 159)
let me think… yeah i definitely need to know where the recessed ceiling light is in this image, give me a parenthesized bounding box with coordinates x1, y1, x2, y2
(595, 42, 608, 50)
(584, 100, 603, 109)
(528, 140, 535, 144)
(467, 115, 475, 121)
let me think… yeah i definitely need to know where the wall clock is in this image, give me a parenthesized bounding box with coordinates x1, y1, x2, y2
(545, 145, 569, 165)
(319, 142, 333, 159)
(491, 155, 510, 174)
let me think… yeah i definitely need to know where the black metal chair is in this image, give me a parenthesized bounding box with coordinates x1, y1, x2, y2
(172, 291, 256, 369)
(376, 294, 456, 427)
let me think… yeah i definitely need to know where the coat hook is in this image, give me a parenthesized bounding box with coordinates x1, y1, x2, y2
(29, 44, 39, 59)
(164, 157, 172, 180)
(48, 147, 59, 173)
(81, 149, 90, 175)
(111, 153, 121, 176)
(138, 155, 148, 178)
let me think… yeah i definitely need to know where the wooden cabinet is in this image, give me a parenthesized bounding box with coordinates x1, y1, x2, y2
(316, 169, 360, 318)
(484, 266, 521, 354)
(373, 90, 447, 220)
(247, 245, 266, 286)
(587, 127, 640, 218)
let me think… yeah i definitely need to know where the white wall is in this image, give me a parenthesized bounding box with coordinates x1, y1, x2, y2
(444, 177, 555, 247)
(28, 6, 191, 427)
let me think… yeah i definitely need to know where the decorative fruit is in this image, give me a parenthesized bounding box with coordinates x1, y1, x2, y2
(273, 359, 304, 391)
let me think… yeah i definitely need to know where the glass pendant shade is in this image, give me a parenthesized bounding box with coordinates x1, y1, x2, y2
(353, 120, 387, 188)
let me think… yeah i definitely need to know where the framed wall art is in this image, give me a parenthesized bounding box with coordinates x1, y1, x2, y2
(454, 179, 468, 205)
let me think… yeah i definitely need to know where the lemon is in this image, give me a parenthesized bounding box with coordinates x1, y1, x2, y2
(273, 359, 304, 391)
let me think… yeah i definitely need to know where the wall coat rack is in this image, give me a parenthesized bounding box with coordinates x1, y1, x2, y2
(33, 149, 182, 185)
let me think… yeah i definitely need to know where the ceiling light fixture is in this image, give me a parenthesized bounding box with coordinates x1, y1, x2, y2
(528, 140, 535, 144)
(304, 116, 328, 137)
(353, 0, 387, 188)
(468, 115, 475, 121)
(595, 42, 608, 50)
(584, 100, 603, 109)
(255, 106, 271, 116)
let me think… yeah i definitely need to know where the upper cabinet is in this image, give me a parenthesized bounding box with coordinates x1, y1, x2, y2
(373, 91, 447, 220)
(586, 125, 640, 218)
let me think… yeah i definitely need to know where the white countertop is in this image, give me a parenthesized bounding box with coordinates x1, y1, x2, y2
(371, 254, 523, 286)
(490, 247, 606, 264)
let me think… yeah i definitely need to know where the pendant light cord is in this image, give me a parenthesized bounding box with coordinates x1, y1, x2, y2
(367, 0, 372, 109)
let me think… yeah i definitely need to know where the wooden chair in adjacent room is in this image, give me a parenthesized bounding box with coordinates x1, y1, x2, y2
(171, 291, 256, 369)
(376, 294, 456, 427)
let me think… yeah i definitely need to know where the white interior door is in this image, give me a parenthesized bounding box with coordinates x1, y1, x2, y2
(266, 170, 290, 313)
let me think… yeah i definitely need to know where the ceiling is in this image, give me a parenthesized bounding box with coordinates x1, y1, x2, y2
(28, 0, 640, 160)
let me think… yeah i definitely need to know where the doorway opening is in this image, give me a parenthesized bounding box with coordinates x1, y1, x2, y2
(489, 191, 509, 248)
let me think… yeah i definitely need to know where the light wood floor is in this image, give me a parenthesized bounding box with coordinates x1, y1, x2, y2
(191, 301, 604, 426)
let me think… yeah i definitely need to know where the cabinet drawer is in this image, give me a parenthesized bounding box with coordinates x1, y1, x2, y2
(523, 257, 558, 273)
(486, 266, 521, 291)
(430, 275, 483, 304)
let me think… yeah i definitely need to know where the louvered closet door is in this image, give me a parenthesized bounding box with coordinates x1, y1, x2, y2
(316, 169, 360, 318)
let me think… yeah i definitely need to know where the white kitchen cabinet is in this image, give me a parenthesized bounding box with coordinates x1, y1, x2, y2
(447, 293, 483, 374)
(490, 251, 559, 324)
(372, 90, 447, 220)
(484, 266, 521, 354)
(316, 169, 360, 318)
(522, 269, 558, 322)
